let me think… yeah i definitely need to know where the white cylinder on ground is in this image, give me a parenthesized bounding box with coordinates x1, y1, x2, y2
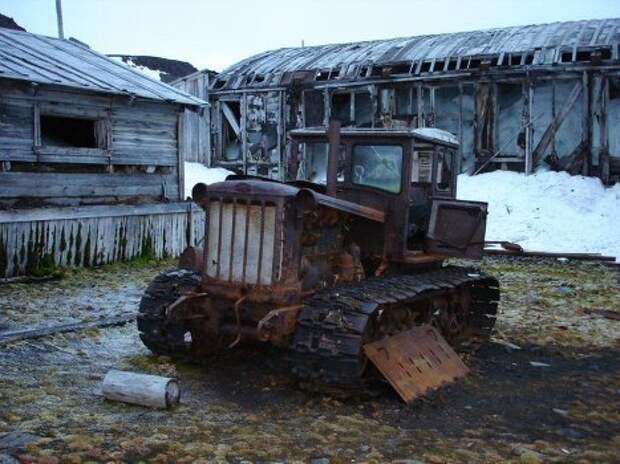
(102, 370, 180, 409)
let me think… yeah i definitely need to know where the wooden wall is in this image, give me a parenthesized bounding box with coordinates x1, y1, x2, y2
(172, 73, 211, 165)
(0, 80, 185, 204)
(208, 68, 620, 183)
(0, 203, 205, 278)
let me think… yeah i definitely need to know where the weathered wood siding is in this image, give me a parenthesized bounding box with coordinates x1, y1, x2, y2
(172, 73, 211, 165)
(0, 203, 205, 277)
(0, 81, 183, 204)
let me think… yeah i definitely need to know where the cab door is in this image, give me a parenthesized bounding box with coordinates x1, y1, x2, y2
(425, 199, 488, 259)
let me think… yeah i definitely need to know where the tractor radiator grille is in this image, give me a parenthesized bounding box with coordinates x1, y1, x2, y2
(206, 199, 278, 286)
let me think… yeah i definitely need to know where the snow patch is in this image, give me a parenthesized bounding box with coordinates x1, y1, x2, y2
(184, 162, 234, 198)
(110, 56, 163, 81)
(457, 170, 620, 261)
(412, 127, 459, 145)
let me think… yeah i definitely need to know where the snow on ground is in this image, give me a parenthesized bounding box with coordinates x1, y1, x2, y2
(184, 162, 234, 198)
(457, 170, 620, 260)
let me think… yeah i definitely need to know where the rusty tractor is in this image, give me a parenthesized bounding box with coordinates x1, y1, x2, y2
(137, 122, 500, 400)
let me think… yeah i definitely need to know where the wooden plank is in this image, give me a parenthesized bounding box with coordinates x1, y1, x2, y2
(581, 71, 591, 176)
(0, 202, 198, 223)
(0, 171, 178, 198)
(221, 101, 241, 137)
(0, 314, 136, 345)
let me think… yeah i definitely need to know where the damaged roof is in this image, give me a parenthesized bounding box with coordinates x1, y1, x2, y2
(215, 18, 620, 90)
(0, 28, 204, 106)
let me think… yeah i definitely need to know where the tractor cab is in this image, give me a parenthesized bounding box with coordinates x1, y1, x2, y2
(288, 125, 488, 262)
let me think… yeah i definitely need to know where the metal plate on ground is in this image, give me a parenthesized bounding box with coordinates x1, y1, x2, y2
(363, 325, 469, 403)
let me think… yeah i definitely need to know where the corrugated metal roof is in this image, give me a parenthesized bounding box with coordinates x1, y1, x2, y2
(215, 18, 620, 90)
(0, 28, 205, 106)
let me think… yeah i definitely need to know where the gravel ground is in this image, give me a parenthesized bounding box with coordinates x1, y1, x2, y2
(0, 257, 618, 463)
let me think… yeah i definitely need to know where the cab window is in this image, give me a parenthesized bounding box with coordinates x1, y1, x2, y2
(352, 144, 403, 193)
(436, 149, 454, 191)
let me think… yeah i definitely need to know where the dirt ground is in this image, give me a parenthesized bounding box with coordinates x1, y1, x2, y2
(0, 258, 618, 463)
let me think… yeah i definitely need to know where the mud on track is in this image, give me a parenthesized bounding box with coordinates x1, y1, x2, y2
(0, 258, 619, 463)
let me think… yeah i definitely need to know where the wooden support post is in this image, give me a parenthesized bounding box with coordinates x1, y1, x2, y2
(524, 78, 534, 174)
(457, 82, 464, 173)
(600, 75, 610, 183)
(582, 71, 591, 176)
(177, 110, 186, 200)
(241, 94, 248, 175)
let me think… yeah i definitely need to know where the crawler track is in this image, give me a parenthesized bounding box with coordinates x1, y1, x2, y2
(289, 266, 499, 392)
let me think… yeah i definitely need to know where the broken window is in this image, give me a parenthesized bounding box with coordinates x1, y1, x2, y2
(40, 115, 99, 148)
(497, 83, 525, 157)
(331, 91, 373, 127)
(297, 142, 328, 184)
(303, 90, 324, 127)
(332, 93, 352, 125)
(354, 92, 372, 127)
(436, 149, 454, 191)
(395, 87, 413, 120)
(219, 100, 242, 163)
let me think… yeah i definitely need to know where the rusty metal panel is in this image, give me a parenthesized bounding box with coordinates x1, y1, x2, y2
(363, 325, 469, 403)
(205, 199, 277, 285)
(426, 199, 487, 259)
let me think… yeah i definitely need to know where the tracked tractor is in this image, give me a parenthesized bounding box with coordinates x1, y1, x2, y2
(137, 122, 499, 400)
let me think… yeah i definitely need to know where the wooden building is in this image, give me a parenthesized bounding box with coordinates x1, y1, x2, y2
(0, 28, 206, 277)
(203, 18, 620, 184)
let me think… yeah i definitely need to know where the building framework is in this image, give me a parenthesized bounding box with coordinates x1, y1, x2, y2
(191, 18, 620, 184)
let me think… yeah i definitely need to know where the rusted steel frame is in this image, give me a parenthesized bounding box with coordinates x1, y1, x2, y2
(256, 305, 303, 344)
(200, 279, 302, 304)
(165, 292, 210, 322)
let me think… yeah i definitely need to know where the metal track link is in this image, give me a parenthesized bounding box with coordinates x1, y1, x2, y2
(289, 266, 499, 392)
